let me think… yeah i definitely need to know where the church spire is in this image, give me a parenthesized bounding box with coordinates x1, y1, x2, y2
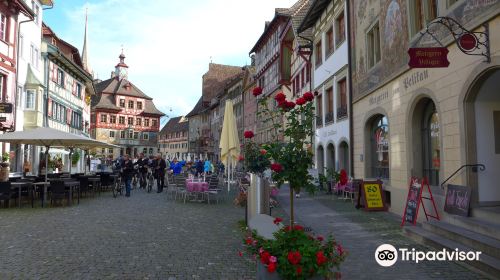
(81, 8, 93, 76)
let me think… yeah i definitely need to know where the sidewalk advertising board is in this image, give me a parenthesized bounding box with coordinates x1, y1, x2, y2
(402, 178, 422, 225)
(444, 184, 471, 217)
(360, 180, 387, 211)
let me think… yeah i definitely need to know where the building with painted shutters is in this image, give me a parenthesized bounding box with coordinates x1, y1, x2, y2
(91, 52, 164, 159)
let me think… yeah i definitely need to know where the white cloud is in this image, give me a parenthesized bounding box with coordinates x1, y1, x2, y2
(53, 0, 297, 119)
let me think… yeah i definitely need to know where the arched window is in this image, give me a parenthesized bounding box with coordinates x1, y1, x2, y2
(422, 102, 440, 186)
(369, 115, 389, 179)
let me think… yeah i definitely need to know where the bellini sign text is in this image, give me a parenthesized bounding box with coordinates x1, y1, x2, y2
(408, 47, 450, 68)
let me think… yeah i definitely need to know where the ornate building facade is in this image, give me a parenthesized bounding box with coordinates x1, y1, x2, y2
(158, 116, 189, 160)
(91, 52, 164, 159)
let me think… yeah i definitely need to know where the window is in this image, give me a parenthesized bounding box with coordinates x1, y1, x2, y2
(143, 133, 149, 140)
(128, 131, 133, 139)
(133, 132, 138, 139)
(317, 94, 323, 126)
(367, 22, 381, 68)
(128, 100, 134, 109)
(315, 40, 322, 67)
(369, 115, 389, 179)
(408, 0, 437, 38)
(152, 119, 157, 127)
(422, 101, 440, 186)
(119, 116, 125, 124)
(325, 87, 333, 123)
(128, 117, 133, 125)
(149, 148, 153, 155)
(136, 118, 141, 126)
(51, 102, 66, 123)
(119, 99, 125, 107)
(144, 119, 150, 127)
(57, 69, 65, 87)
(326, 27, 334, 55)
(100, 114, 107, 123)
(101, 148, 105, 154)
(76, 83, 82, 98)
(110, 115, 116, 124)
(336, 12, 345, 45)
(337, 79, 348, 119)
(70, 111, 82, 129)
(110, 131, 115, 138)
(137, 102, 142, 110)
(120, 131, 125, 138)
(31, 1, 39, 25)
(0, 13, 6, 41)
(143, 148, 147, 154)
(109, 148, 113, 154)
(25, 90, 35, 110)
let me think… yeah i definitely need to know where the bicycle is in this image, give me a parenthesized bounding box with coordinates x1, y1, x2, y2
(113, 175, 124, 198)
(146, 168, 155, 193)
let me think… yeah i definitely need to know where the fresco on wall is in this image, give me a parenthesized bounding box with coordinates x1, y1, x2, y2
(382, 0, 407, 71)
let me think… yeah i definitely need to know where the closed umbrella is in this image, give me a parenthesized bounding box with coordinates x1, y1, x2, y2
(219, 100, 240, 191)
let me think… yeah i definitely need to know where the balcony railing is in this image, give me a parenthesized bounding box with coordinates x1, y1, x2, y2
(316, 116, 323, 127)
(325, 112, 334, 124)
(337, 105, 348, 120)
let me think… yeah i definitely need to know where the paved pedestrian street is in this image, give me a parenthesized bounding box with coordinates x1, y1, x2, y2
(274, 186, 490, 280)
(0, 190, 254, 280)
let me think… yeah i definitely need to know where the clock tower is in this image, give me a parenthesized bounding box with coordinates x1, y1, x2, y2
(114, 50, 128, 80)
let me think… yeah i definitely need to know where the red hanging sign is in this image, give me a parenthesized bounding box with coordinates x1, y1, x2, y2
(408, 47, 450, 68)
(458, 33, 477, 51)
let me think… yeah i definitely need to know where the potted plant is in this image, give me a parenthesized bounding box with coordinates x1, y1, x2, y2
(242, 217, 346, 279)
(71, 150, 80, 166)
(0, 152, 10, 181)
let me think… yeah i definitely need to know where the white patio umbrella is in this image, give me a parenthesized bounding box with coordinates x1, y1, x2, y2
(219, 100, 240, 191)
(0, 127, 120, 180)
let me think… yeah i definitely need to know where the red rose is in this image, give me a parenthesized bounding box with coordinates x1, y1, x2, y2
(267, 262, 277, 273)
(316, 251, 328, 265)
(286, 101, 296, 109)
(296, 97, 306, 106)
(287, 251, 301, 265)
(270, 163, 283, 173)
(274, 92, 286, 102)
(238, 155, 244, 161)
(252, 87, 263, 96)
(260, 251, 271, 264)
(293, 225, 304, 231)
(244, 130, 254, 139)
(284, 225, 291, 232)
(245, 237, 253, 245)
(238, 251, 243, 257)
(303, 91, 314, 101)
(317, 235, 324, 241)
(260, 149, 267, 155)
(273, 217, 283, 225)
(296, 266, 303, 275)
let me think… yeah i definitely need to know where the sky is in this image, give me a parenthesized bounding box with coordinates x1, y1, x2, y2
(43, 0, 297, 127)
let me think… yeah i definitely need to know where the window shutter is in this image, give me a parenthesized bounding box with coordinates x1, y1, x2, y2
(66, 108, 72, 124)
(47, 99, 53, 116)
(72, 80, 76, 95)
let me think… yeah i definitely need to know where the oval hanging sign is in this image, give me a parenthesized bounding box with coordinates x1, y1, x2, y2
(459, 33, 477, 51)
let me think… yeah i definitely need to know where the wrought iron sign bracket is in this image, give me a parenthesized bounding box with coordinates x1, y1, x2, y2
(413, 16, 490, 63)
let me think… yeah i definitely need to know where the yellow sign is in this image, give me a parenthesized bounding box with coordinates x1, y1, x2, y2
(363, 183, 384, 208)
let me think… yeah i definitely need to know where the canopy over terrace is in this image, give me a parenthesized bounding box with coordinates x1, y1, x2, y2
(0, 127, 120, 179)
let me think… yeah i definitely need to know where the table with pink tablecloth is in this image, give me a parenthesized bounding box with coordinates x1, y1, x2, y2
(186, 180, 209, 192)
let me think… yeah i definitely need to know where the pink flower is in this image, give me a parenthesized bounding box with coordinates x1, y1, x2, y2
(269, 256, 277, 263)
(337, 244, 344, 256)
(260, 149, 267, 155)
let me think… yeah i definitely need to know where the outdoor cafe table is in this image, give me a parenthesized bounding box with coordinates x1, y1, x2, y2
(33, 181, 50, 207)
(10, 181, 33, 208)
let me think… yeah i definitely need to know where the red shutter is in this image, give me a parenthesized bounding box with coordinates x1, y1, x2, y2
(47, 99, 53, 116)
(66, 108, 72, 124)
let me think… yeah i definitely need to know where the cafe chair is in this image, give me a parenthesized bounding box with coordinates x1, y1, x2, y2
(49, 180, 70, 207)
(0, 182, 12, 208)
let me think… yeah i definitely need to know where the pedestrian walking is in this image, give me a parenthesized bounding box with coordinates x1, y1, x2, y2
(121, 154, 134, 197)
(204, 159, 211, 175)
(155, 154, 167, 193)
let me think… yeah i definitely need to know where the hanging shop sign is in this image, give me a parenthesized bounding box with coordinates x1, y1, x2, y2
(458, 33, 478, 51)
(0, 103, 13, 113)
(408, 47, 450, 68)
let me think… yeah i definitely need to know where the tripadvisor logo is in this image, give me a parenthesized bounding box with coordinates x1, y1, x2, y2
(375, 244, 481, 267)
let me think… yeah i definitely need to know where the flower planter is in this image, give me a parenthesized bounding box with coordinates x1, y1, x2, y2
(257, 262, 323, 280)
(0, 165, 9, 182)
(248, 173, 270, 222)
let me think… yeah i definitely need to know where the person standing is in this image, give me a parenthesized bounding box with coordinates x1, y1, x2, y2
(155, 154, 167, 193)
(134, 153, 148, 189)
(195, 158, 204, 176)
(122, 154, 134, 197)
(204, 159, 211, 175)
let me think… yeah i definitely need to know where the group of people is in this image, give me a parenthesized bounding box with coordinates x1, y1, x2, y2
(115, 153, 167, 197)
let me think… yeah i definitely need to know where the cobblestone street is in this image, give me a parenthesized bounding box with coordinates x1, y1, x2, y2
(0, 190, 254, 280)
(275, 186, 490, 280)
